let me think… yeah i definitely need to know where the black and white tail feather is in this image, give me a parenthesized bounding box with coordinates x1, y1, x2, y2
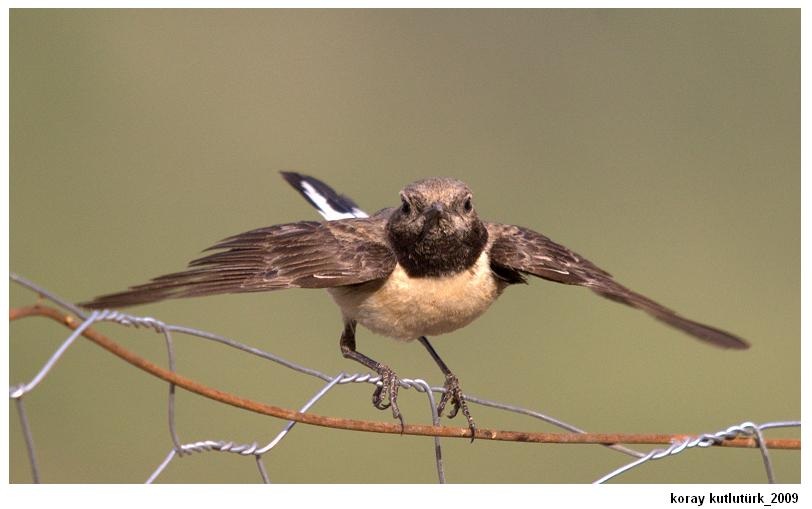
(280, 171, 368, 220)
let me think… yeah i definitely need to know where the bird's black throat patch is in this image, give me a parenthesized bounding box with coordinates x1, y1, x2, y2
(387, 217, 488, 278)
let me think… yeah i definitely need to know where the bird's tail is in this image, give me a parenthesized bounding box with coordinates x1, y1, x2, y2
(280, 171, 368, 220)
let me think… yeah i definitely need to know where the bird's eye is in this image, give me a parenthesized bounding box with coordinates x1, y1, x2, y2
(401, 198, 411, 214)
(463, 196, 473, 213)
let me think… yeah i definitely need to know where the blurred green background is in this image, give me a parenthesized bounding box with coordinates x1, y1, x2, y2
(9, 9, 799, 483)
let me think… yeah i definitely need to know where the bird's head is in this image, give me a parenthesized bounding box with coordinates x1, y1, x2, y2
(386, 177, 488, 277)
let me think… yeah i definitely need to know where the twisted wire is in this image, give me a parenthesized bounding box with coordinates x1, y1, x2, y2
(594, 420, 801, 484)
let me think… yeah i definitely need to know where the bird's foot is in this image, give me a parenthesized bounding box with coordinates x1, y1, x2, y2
(372, 363, 404, 431)
(437, 372, 477, 441)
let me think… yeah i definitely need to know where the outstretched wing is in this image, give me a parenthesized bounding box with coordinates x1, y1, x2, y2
(487, 223, 749, 349)
(82, 218, 396, 309)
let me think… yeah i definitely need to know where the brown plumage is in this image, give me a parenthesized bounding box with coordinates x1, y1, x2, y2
(83, 218, 396, 308)
(487, 223, 748, 349)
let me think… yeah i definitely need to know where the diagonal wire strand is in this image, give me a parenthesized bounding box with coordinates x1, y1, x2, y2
(147, 372, 347, 483)
(13, 397, 40, 483)
(10, 310, 100, 397)
(255, 372, 346, 455)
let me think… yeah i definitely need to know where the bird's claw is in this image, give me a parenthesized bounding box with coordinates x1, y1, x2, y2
(437, 372, 476, 441)
(372, 363, 404, 431)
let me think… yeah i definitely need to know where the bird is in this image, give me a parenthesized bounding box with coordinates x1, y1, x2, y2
(82, 172, 749, 437)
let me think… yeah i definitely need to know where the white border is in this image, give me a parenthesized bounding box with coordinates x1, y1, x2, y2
(3, 4, 805, 505)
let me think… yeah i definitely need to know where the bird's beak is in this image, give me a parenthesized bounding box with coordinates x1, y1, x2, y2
(424, 203, 444, 225)
(420, 203, 444, 236)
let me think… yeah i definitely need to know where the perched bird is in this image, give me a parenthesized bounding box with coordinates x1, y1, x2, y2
(83, 172, 749, 436)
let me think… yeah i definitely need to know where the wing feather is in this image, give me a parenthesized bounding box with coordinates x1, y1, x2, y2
(82, 218, 395, 309)
(487, 223, 749, 349)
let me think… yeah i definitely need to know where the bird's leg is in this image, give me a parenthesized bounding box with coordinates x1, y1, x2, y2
(417, 336, 476, 440)
(340, 320, 404, 430)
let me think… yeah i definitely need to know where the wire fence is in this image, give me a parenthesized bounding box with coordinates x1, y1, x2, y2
(9, 273, 800, 483)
